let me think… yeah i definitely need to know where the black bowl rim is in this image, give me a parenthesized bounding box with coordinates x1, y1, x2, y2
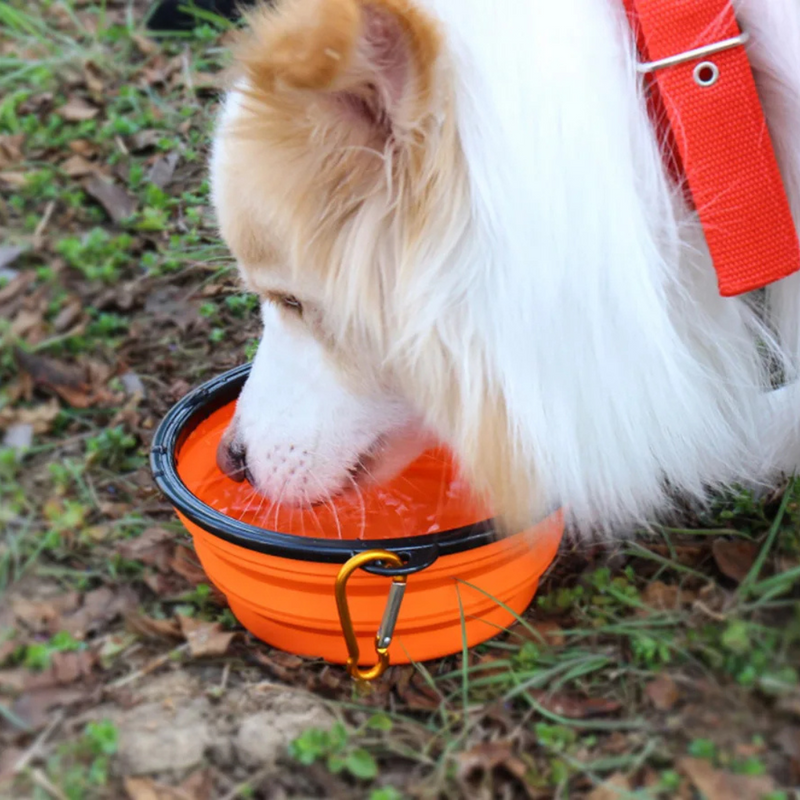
(150, 364, 500, 574)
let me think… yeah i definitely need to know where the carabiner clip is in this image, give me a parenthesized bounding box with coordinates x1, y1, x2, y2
(335, 550, 407, 682)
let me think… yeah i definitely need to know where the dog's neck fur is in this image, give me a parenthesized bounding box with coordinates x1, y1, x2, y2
(405, 0, 800, 533)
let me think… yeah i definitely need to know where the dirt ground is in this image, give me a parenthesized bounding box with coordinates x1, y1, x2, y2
(1, 2, 800, 798)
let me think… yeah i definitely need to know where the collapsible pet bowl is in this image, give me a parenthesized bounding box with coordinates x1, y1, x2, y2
(151, 365, 563, 678)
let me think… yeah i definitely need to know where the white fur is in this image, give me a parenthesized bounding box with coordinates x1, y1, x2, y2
(211, 0, 800, 535)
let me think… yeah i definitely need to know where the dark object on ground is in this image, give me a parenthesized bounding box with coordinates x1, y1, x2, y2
(146, 0, 259, 31)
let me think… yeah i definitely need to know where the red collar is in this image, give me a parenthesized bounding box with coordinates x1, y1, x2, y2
(623, 0, 800, 297)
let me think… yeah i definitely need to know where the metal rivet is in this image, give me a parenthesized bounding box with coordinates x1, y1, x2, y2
(693, 61, 720, 87)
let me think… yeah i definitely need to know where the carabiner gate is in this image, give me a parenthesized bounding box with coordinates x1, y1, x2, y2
(335, 550, 407, 682)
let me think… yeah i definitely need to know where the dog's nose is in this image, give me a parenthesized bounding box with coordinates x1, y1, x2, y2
(216, 437, 247, 482)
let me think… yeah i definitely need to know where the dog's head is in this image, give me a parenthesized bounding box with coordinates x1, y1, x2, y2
(210, 0, 534, 522)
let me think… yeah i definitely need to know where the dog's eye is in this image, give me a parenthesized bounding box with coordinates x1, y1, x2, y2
(281, 295, 303, 314)
(265, 291, 303, 315)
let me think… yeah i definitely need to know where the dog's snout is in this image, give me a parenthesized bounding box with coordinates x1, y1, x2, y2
(216, 435, 247, 483)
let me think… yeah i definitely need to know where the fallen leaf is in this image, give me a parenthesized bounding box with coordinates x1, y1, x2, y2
(24, 651, 97, 689)
(62, 587, 139, 639)
(711, 538, 759, 583)
(11, 307, 43, 338)
(126, 613, 182, 640)
(0, 398, 61, 434)
(177, 615, 235, 658)
(12, 593, 80, 634)
(508, 620, 565, 648)
(2, 422, 33, 453)
(116, 373, 144, 403)
(586, 773, 633, 800)
(60, 154, 99, 178)
(52, 298, 84, 332)
(0, 171, 28, 188)
(83, 175, 137, 222)
(641, 580, 691, 610)
(178, 768, 214, 800)
(118, 527, 174, 570)
(456, 740, 527, 782)
(170, 545, 209, 586)
(12, 686, 90, 731)
(68, 139, 97, 156)
(131, 33, 159, 56)
(529, 690, 621, 719)
(147, 152, 179, 189)
(124, 777, 162, 800)
(130, 130, 163, 151)
(0, 133, 25, 165)
(83, 63, 104, 96)
(267, 650, 305, 670)
(645, 674, 680, 711)
(0, 244, 26, 270)
(13, 348, 92, 407)
(678, 757, 775, 800)
(0, 270, 35, 304)
(776, 694, 800, 719)
(124, 773, 208, 800)
(59, 97, 99, 122)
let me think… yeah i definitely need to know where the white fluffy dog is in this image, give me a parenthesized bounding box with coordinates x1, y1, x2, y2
(209, 0, 800, 536)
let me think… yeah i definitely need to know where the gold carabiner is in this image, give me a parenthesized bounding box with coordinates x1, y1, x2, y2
(335, 550, 407, 682)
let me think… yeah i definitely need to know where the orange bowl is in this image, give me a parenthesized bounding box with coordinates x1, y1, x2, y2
(151, 365, 564, 666)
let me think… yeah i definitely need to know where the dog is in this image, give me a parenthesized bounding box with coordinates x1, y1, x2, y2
(209, 0, 800, 537)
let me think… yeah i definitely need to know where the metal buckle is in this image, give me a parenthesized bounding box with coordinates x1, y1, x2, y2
(335, 550, 407, 682)
(636, 32, 749, 74)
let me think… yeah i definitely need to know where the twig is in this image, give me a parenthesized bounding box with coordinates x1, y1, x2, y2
(219, 660, 231, 691)
(32, 200, 56, 248)
(30, 769, 68, 800)
(219, 765, 272, 800)
(109, 642, 189, 689)
(14, 710, 64, 773)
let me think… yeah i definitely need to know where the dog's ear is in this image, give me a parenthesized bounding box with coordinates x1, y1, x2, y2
(234, 0, 441, 146)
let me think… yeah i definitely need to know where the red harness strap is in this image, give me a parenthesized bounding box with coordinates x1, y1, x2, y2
(622, 0, 800, 296)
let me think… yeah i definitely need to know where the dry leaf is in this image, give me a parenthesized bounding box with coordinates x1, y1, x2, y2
(645, 674, 680, 711)
(678, 757, 775, 800)
(0, 133, 25, 165)
(3, 422, 33, 452)
(508, 620, 565, 648)
(456, 740, 528, 781)
(61, 587, 138, 639)
(178, 615, 235, 658)
(0, 244, 26, 270)
(0, 398, 60, 435)
(711, 538, 759, 583)
(12, 593, 80, 634)
(147, 152, 179, 189)
(586, 773, 633, 800)
(23, 651, 97, 689)
(118, 527, 174, 570)
(130, 130, 163, 151)
(83, 175, 137, 222)
(52, 298, 84, 332)
(0, 271, 34, 304)
(126, 613, 182, 640)
(529, 690, 621, 718)
(60, 154, 99, 178)
(0, 171, 28, 188)
(170, 545, 209, 586)
(14, 348, 91, 407)
(641, 580, 692, 610)
(69, 139, 97, 156)
(12, 686, 89, 731)
(59, 97, 99, 122)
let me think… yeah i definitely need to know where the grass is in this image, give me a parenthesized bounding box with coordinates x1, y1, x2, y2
(0, 0, 799, 797)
